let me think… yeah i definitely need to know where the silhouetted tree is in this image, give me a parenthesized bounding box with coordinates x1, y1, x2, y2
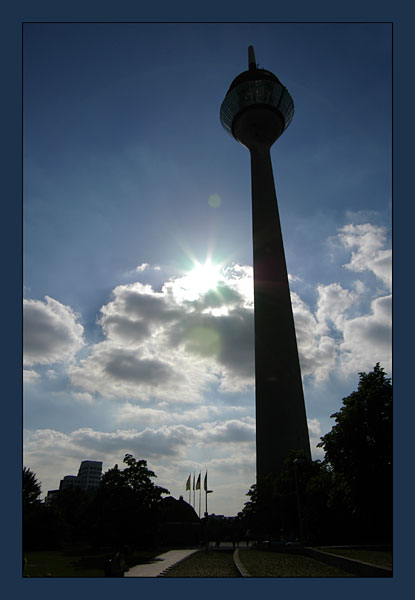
(101, 454, 169, 508)
(272, 450, 336, 543)
(23, 466, 59, 550)
(240, 364, 392, 545)
(91, 454, 169, 549)
(23, 466, 42, 507)
(51, 486, 91, 543)
(318, 363, 392, 542)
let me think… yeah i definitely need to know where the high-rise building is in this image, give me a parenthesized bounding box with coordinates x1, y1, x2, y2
(56, 460, 103, 494)
(220, 46, 311, 481)
(77, 460, 102, 491)
(59, 474, 79, 491)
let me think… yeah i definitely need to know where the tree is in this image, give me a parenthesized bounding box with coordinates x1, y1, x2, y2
(51, 485, 91, 543)
(23, 466, 42, 507)
(101, 454, 169, 508)
(23, 466, 59, 550)
(91, 454, 169, 549)
(240, 451, 335, 544)
(318, 363, 392, 541)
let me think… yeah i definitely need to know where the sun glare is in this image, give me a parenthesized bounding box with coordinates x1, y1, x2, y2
(175, 260, 222, 301)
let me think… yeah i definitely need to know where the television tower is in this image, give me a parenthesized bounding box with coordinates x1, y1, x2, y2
(220, 46, 311, 481)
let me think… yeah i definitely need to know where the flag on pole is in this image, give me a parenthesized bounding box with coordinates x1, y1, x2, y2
(196, 473, 201, 490)
(192, 472, 195, 507)
(185, 475, 191, 491)
(204, 471, 208, 491)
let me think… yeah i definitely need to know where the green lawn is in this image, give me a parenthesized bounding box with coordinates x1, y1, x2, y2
(23, 546, 171, 578)
(238, 549, 356, 577)
(163, 550, 239, 577)
(316, 547, 392, 569)
(24, 550, 109, 577)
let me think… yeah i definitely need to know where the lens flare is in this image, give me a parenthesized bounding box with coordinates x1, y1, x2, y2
(174, 260, 222, 301)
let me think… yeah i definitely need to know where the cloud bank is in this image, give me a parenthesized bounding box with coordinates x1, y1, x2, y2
(23, 220, 391, 513)
(24, 222, 391, 401)
(23, 296, 85, 367)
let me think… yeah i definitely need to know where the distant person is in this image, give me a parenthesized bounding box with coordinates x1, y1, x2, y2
(245, 529, 251, 546)
(106, 551, 126, 577)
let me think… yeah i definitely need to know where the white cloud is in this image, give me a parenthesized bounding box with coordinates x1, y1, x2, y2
(23, 369, 40, 384)
(292, 264, 391, 381)
(68, 340, 216, 403)
(339, 294, 392, 374)
(73, 391, 94, 404)
(115, 403, 223, 426)
(69, 265, 255, 402)
(307, 418, 324, 460)
(65, 236, 391, 402)
(291, 292, 338, 381)
(315, 283, 358, 331)
(23, 296, 85, 367)
(337, 223, 391, 289)
(135, 262, 150, 272)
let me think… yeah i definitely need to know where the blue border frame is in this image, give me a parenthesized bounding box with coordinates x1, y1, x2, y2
(5, 1, 412, 598)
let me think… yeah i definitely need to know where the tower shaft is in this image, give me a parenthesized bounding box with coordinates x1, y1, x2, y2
(250, 143, 311, 479)
(220, 48, 311, 483)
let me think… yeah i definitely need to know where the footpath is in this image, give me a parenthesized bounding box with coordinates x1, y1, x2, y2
(124, 549, 199, 577)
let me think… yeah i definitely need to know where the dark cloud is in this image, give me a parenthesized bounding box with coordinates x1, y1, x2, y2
(205, 420, 255, 443)
(168, 306, 254, 376)
(100, 315, 150, 343)
(62, 425, 195, 459)
(189, 283, 244, 310)
(122, 289, 181, 323)
(104, 350, 174, 385)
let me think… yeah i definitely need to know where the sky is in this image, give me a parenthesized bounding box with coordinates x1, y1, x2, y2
(23, 22, 391, 517)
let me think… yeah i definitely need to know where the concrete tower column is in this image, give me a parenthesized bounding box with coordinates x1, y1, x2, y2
(220, 47, 311, 481)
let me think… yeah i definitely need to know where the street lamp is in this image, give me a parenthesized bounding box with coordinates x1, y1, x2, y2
(204, 489, 213, 517)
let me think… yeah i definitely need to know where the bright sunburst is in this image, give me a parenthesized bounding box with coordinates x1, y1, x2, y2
(174, 260, 222, 301)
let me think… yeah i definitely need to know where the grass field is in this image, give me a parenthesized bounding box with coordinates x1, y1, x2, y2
(316, 547, 392, 569)
(163, 550, 239, 577)
(23, 546, 170, 578)
(24, 545, 391, 578)
(24, 550, 109, 577)
(237, 549, 356, 577)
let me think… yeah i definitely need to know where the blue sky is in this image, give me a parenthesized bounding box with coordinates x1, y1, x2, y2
(23, 22, 391, 516)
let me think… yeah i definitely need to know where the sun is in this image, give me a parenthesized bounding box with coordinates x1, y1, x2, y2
(175, 260, 222, 301)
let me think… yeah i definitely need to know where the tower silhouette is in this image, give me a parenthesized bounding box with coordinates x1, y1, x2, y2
(220, 46, 311, 480)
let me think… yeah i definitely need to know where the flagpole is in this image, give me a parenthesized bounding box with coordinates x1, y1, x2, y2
(186, 473, 192, 504)
(199, 472, 201, 518)
(193, 472, 195, 508)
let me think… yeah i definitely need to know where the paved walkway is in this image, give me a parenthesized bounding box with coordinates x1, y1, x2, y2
(124, 549, 199, 577)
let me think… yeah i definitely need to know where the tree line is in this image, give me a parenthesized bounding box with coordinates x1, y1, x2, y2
(23, 363, 392, 550)
(23, 454, 169, 552)
(240, 363, 392, 544)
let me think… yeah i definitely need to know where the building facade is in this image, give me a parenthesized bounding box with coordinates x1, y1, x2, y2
(77, 460, 103, 492)
(52, 460, 103, 498)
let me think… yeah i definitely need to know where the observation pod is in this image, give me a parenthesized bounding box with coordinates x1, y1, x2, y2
(220, 45, 294, 149)
(220, 47, 310, 483)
